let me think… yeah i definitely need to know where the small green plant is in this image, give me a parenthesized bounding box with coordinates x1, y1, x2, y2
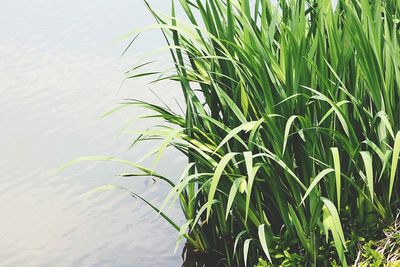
(356, 214, 400, 266)
(65, 0, 400, 265)
(357, 241, 385, 267)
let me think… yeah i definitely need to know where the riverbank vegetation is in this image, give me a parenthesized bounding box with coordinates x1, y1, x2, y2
(128, 0, 400, 265)
(79, 0, 400, 266)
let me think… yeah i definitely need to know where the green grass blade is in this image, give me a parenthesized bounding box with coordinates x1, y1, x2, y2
(360, 151, 374, 201)
(331, 147, 341, 210)
(389, 131, 400, 200)
(301, 168, 335, 204)
(258, 224, 272, 263)
(206, 152, 238, 220)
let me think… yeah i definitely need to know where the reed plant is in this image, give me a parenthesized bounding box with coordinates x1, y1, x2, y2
(70, 0, 400, 265)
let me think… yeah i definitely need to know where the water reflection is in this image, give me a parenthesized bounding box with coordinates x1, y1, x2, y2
(0, 0, 185, 266)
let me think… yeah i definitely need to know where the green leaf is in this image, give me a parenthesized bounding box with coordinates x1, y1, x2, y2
(360, 151, 374, 201)
(243, 238, 251, 267)
(389, 131, 400, 200)
(321, 198, 347, 266)
(213, 121, 260, 153)
(226, 178, 244, 219)
(301, 168, 335, 204)
(331, 148, 341, 210)
(288, 205, 312, 255)
(282, 115, 299, 156)
(206, 152, 238, 220)
(234, 230, 247, 256)
(55, 156, 175, 187)
(376, 111, 395, 140)
(258, 224, 272, 263)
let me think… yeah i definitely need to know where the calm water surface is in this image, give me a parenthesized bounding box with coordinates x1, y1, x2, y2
(0, 1, 186, 266)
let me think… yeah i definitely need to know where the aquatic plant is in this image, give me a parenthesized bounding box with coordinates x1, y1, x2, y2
(69, 0, 400, 265)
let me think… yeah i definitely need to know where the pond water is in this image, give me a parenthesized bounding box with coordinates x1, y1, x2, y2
(0, 1, 186, 266)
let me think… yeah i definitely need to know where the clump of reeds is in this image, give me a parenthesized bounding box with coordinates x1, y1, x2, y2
(68, 0, 400, 266)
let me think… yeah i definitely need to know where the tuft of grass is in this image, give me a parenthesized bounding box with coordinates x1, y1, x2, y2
(69, 0, 400, 266)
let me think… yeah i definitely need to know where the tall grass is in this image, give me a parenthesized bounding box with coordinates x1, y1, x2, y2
(75, 0, 400, 265)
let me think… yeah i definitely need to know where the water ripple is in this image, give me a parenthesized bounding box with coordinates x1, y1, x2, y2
(0, 0, 184, 266)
